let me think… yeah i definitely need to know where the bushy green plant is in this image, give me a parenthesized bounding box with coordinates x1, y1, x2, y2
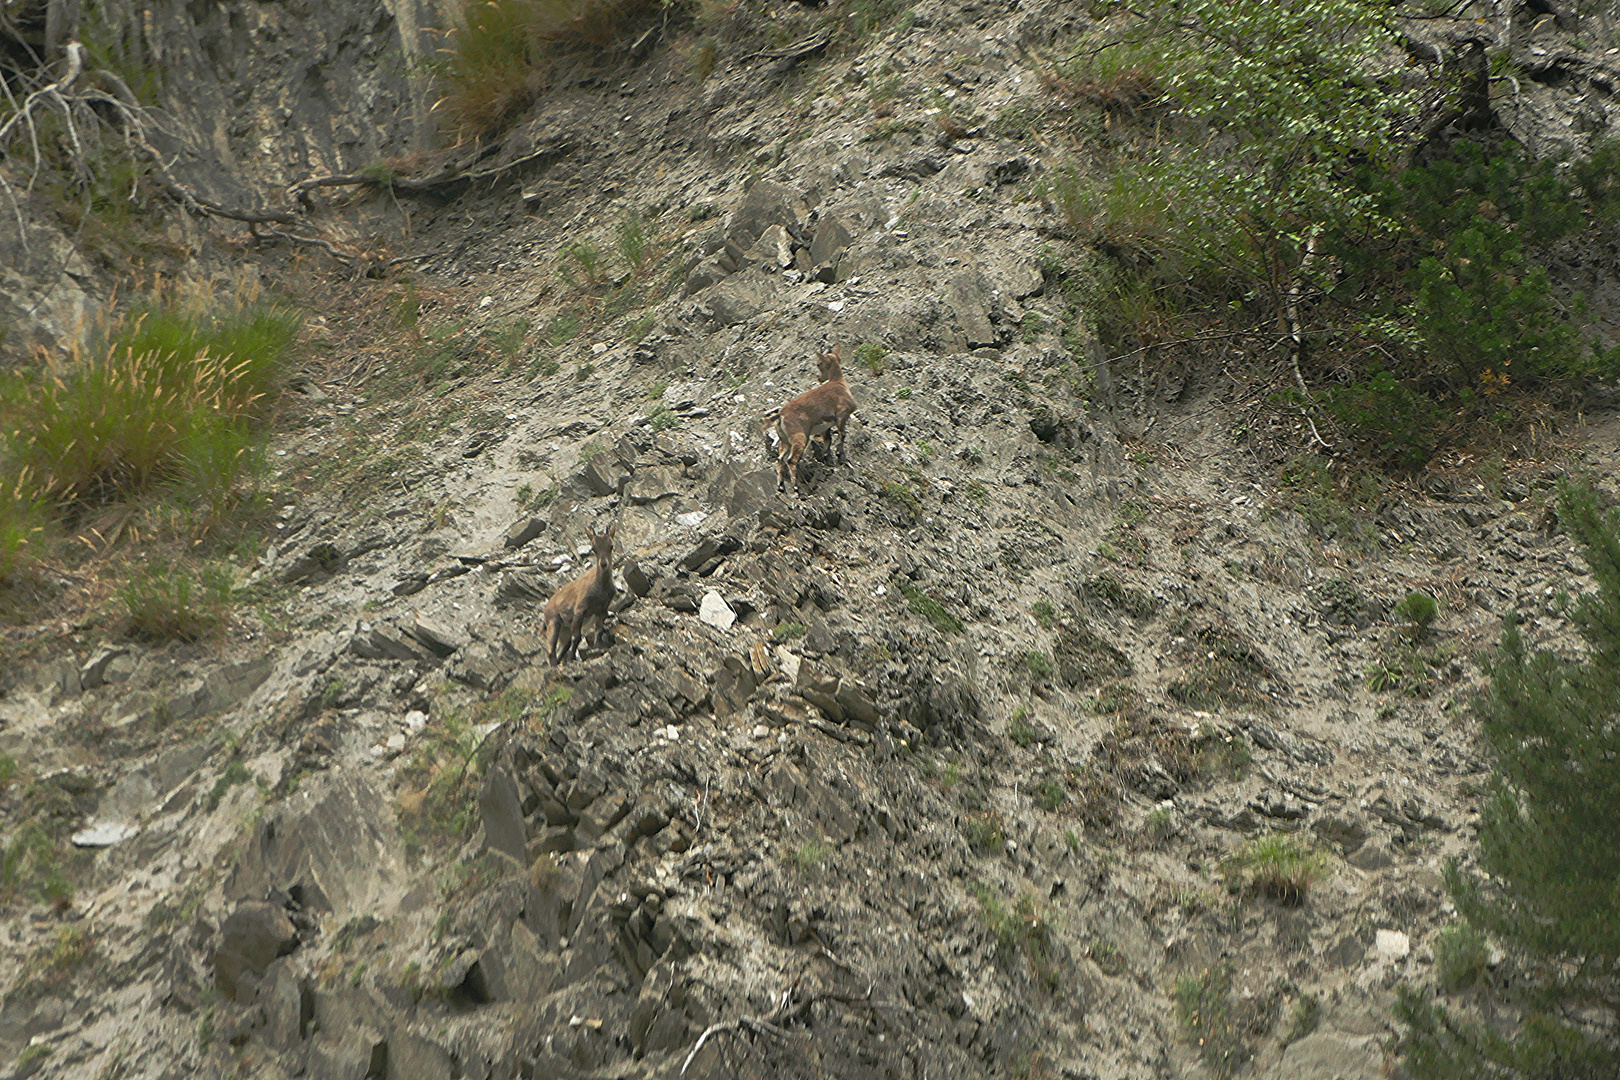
(897, 579, 963, 634)
(1395, 591, 1439, 636)
(1099, 0, 1413, 316)
(1321, 370, 1442, 472)
(1433, 922, 1489, 993)
(854, 342, 887, 374)
(0, 291, 295, 570)
(964, 811, 1005, 853)
(1008, 707, 1037, 747)
(786, 839, 828, 874)
(1034, 779, 1066, 813)
(617, 214, 651, 272)
(1396, 480, 1620, 1078)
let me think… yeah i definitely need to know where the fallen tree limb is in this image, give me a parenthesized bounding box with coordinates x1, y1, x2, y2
(246, 223, 362, 270)
(289, 139, 572, 203)
(741, 29, 831, 64)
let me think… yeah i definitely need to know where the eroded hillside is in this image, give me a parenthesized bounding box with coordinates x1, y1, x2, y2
(1, 2, 1618, 1079)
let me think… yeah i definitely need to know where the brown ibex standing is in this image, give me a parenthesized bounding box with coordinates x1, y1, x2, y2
(542, 523, 617, 665)
(770, 343, 856, 496)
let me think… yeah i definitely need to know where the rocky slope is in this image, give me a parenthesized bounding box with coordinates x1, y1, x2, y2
(1, 2, 1618, 1079)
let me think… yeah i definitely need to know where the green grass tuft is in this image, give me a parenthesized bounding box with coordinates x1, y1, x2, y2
(121, 562, 233, 641)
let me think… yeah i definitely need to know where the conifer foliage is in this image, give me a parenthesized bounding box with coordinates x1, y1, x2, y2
(1396, 480, 1620, 1079)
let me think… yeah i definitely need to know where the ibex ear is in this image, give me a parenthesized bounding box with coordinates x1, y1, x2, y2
(605, 523, 617, 542)
(832, 342, 842, 360)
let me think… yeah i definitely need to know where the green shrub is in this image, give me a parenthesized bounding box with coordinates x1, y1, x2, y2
(1395, 592, 1439, 636)
(617, 214, 651, 272)
(1034, 779, 1066, 813)
(854, 342, 887, 374)
(1023, 650, 1054, 679)
(1434, 922, 1489, 993)
(786, 839, 828, 875)
(972, 884, 1060, 991)
(1321, 370, 1442, 472)
(121, 562, 233, 641)
(0, 299, 297, 513)
(897, 580, 963, 634)
(771, 621, 806, 643)
(1284, 994, 1321, 1045)
(1031, 599, 1057, 628)
(205, 760, 254, 812)
(0, 469, 48, 583)
(1396, 480, 1620, 1078)
(564, 241, 603, 286)
(1008, 707, 1037, 747)
(438, 0, 661, 139)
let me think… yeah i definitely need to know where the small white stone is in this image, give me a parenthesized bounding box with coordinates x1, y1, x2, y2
(1375, 929, 1410, 960)
(699, 591, 736, 631)
(774, 647, 801, 684)
(591, 342, 609, 354)
(753, 724, 770, 739)
(676, 511, 707, 528)
(404, 710, 428, 730)
(72, 821, 138, 848)
(386, 733, 406, 752)
(480, 295, 494, 308)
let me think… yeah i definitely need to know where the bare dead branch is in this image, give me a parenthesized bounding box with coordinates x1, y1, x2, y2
(247, 223, 361, 270)
(288, 139, 572, 203)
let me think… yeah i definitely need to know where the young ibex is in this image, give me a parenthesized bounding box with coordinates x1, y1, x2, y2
(542, 524, 617, 665)
(771, 343, 856, 496)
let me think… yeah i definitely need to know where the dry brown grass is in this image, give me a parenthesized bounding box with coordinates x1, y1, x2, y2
(439, 0, 662, 141)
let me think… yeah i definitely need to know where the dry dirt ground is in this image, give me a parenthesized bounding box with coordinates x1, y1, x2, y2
(1, 2, 1618, 1079)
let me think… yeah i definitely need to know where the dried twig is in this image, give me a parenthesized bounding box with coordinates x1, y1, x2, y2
(288, 140, 571, 202)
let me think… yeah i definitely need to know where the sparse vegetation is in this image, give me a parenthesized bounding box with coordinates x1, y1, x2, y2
(1395, 591, 1439, 637)
(1031, 600, 1057, 628)
(964, 811, 1006, 853)
(0, 286, 298, 586)
(854, 342, 887, 374)
(771, 621, 807, 643)
(787, 839, 829, 874)
(205, 760, 254, 812)
(437, 0, 660, 140)
(1174, 965, 1246, 1079)
(120, 562, 234, 641)
(1008, 707, 1037, 747)
(972, 883, 1061, 992)
(1283, 993, 1321, 1046)
(1224, 834, 1329, 905)
(897, 579, 964, 634)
